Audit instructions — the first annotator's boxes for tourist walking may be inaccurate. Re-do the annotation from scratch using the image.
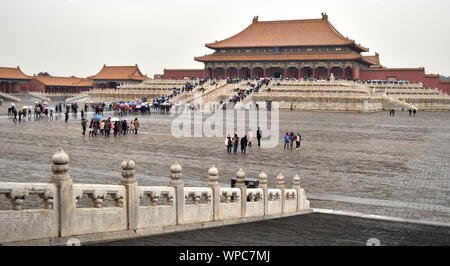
[225,135,232,154]
[81,118,87,135]
[99,120,105,135]
[256,127,262,147]
[413,109,417,117]
[247,128,253,151]
[408,109,412,117]
[133,118,140,134]
[232,134,239,153]
[130,120,135,134]
[93,120,99,137]
[283,132,290,150]
[104,120,111,138]
[241,135,248,154]
[64,110,69,122]
[113,121,119,137]
[122,120,128,135]
[295,133,302,150]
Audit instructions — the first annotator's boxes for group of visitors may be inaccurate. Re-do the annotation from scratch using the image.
[389,109,418,117]
[389,109,396,116]
[8,102,54,122]
[283,132,302,151]
[82,117,140,138]
[55,102,78,114]
[225,127,262,154]
[151,97,173,113]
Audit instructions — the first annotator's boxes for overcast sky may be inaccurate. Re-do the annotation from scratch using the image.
[1,0,449,78]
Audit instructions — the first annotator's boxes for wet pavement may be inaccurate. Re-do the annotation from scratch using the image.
[92,213,450,246]
[1,102,449,223]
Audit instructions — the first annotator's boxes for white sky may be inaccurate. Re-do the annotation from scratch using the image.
[1,0,449,77]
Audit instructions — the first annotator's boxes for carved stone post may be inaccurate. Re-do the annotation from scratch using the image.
[119,159,138,230]
[50,148,74,237]
[276,173,285,213]
[208,166,220,221]
[292,174,301,212]
[235,169,246,218]
[169,163,184,224]
[258,172,268,216]
[292,174,310,210]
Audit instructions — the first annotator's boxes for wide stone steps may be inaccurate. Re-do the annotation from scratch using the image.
[0,92,21,102]
[186,81,230,105]
[383,94,417,110]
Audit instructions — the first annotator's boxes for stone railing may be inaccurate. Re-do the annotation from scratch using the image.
[30,92,81,97]
[364,81,424,88]
[272,80,357,87]
[0,148,310,245]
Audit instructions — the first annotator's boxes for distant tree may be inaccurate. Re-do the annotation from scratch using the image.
[439,75,450,81]
[37,72,51,76]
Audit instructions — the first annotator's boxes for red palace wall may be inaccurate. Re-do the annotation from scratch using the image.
[360,68,450,95]
[162,69,204,80]
[16,82,28,93]
[423,76,450,94]
[28,79,46,92]
[360,68,426,83]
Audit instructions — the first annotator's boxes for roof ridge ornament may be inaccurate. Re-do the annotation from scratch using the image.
[253,16,259,23]
[321,12,328,20]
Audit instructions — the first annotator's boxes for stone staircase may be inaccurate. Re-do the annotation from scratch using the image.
[66,93,89,103]
[170,91,194,103]
[383,94,417,110]
[0,92,21,102]
[27,92,51,102]
[195,81,241,106]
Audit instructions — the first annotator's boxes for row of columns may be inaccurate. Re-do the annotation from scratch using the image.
[44,87,90,93]
[0,81,20,94]
[206,66,361,80]
[94,82,118,90]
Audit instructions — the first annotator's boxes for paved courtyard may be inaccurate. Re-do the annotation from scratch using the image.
[92,213,450,246]
[0,102,449,223]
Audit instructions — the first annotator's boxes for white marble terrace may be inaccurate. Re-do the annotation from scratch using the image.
[0,148,310,245]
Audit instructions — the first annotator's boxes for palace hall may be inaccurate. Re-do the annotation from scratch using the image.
[194,13,381,80]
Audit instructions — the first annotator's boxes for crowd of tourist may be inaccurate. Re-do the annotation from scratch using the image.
[283,132,302,151]
[226,129,303,153]
[225,127,263,154]
[82,116,140,138]
[7,102,55,122]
